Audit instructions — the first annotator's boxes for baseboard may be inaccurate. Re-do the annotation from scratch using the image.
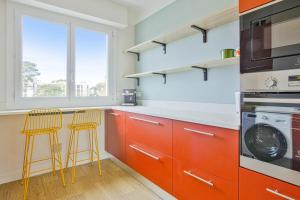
[110,157,176,200]
[0,154,110,185]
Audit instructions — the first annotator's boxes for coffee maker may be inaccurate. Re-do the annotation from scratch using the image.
[122,89,137,106]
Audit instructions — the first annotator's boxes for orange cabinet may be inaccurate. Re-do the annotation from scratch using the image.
[105,110,125,162]
[125,113,172,156]
[126,139,173,193]
[173,121,239,200]
[239,0,272,13]
[239,167,300,200]
[173,160,237,200]
[173,120,239,181]
[125,113,173,193]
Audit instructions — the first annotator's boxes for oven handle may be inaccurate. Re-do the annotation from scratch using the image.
[243,98,300,104]
[266,188,295,200]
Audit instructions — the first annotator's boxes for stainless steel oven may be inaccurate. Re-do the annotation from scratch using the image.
[240,0,300,73]
[240,92,300,186]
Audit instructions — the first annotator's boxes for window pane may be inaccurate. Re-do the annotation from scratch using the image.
[22,16,67,97]
[75,27,108,97]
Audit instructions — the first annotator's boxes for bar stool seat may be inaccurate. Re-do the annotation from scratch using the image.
[67,122,97,130]
[21,127,60,135]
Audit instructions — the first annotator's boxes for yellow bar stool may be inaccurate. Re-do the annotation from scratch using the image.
[21,109,65,200]
[65,109,102,183]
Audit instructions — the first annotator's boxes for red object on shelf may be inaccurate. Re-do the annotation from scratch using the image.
[239,167,300,200]
[239,0,272,13]
[105,110,126,162]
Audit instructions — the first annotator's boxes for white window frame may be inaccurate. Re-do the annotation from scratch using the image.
[7,2,117,109]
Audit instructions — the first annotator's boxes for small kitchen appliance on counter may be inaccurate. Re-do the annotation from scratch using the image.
[240,0,300,187]
[122,89,137,106]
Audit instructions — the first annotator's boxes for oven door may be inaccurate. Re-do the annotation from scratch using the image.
[242,112,291,164]
[240,0,300,73]
[241,92,300,173]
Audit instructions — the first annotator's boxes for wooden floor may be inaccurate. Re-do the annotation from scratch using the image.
[0,159,162,200]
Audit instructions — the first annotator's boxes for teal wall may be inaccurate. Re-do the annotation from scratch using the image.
[135,0,239,104]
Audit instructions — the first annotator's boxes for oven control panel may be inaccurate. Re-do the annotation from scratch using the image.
[241,69,300,92]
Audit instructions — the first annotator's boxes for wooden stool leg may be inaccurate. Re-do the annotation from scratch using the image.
[66,129,74,169]
[54,132,66,186]
[21,135,30,185]
[23,135,35,200]
[93,129,102,176]
[48,134,56,175]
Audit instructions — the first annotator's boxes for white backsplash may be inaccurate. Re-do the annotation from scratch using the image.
[138,100,239,115]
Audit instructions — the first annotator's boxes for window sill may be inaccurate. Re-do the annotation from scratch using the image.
[0,106,114,116]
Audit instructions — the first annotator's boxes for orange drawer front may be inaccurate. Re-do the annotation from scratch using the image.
[173,120,239,181]
[125,113,172,156]
[105,110,125,162]
[239,168,300,200]
[125,140,173,194]
[173,159,238,200]
[239,0,272,13]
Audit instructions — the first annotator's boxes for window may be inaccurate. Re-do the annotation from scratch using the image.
[75,27,108,97]
[11,4,114,108]
[22,16,68,97]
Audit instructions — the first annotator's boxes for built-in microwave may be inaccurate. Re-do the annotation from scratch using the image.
[240,0,300,73]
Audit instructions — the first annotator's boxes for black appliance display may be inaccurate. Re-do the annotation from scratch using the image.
[240,0,300,73]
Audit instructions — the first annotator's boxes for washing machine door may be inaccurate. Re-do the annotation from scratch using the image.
[245,123,288,162]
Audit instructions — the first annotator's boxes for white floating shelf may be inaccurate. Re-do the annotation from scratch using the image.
[126,5,238,56]
[125,57,239,84]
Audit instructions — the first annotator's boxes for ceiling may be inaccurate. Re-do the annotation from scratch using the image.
[111,0,176,24]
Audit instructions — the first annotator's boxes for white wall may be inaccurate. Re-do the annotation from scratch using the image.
[0,0,135,184]
[0,112,107,184]
[0,0,6,110]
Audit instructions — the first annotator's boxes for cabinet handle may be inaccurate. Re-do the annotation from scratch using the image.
[184,128,215,137]
[129,116,160,125]
[109,113,120,116]
[129,145,160,160]
[266,188,295,200]
[183,170,214,187]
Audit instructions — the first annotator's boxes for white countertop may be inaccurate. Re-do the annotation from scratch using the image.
[110,106,240,130]
[0,104,240,130]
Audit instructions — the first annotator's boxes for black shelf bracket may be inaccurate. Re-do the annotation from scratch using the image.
[152,73,167,84]
[127,51,140,61]
[191,25,207,43]
[127,77,140,86]
[192,66,208,81]
[152,41,167,54]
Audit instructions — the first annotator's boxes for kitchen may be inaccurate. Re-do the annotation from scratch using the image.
[0,0,299,199]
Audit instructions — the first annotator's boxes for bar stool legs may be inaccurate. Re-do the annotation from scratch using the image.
[93,129,102,176]
[21,132,65,200]
[22,135,35,200]
[66,128,102,183]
